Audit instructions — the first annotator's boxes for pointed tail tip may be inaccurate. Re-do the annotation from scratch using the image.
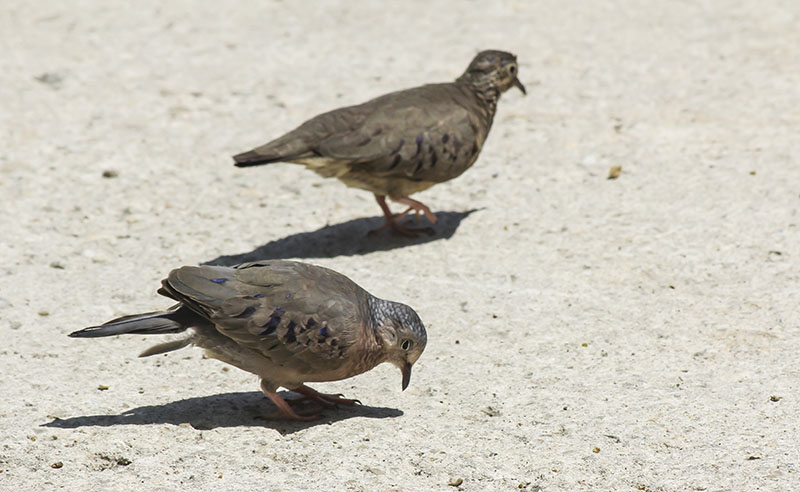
[232,151,264,167]
[68,326,101,338]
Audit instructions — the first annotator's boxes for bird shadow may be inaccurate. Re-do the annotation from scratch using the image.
[202,209,479,266]
[42,391,402,435]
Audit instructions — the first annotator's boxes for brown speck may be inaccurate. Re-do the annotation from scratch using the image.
[608,165,622,179]
[747,455,761,460]
[38,311,49,317]
[770,395,782,402]
[51,462,63,469]
[97,384,109,391]
[482,406,501,417]
[102,169,119,178]
[749,170,756,175]
[448,478,463,487]
[592,447,600,453]
[35,72,63,87]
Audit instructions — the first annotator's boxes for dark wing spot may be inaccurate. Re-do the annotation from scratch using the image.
[442,134,449,143]
[330,339,338,346]
[254,293,264,298]
[431,151,437,167]
[414,160,423,173]
[285,293,292,299]
[415,135,423,155]
[236,306,256,318]
[372,128,383,136]
[211,278,227,283]
[261,325,277,336]
[471,142,479,156]
[271,307,285,316]
[285,323,296,343]
[390,139,404,155]
[389,154,401,169]
[306,318,317,329]
[287,320,296,332]
[265,315,281,328]
[268,342,279,350]
[357,137,371,147]
[318,326,329,338]
[428,145,434,153]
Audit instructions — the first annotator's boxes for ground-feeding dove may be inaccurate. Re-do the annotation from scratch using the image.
[69,260,427,421]
[233,49,526,235]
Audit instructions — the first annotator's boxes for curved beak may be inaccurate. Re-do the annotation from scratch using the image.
[401,362,412,391]
[513,78,527,95]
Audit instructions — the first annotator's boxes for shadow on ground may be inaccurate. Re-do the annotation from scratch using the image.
[203,209,478,266]
[43,391,402,434]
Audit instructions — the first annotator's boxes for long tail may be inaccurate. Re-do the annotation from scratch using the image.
[69,306,191,338]
[232,150,283,167]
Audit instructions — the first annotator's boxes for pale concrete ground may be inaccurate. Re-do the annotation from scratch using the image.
[1,1,799,490]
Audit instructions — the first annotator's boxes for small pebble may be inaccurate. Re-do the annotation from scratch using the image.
[51,462,63,469]
[97,384,109,391]
[102,170,119,178]
[448,478,463,487]
[608,165,622,179]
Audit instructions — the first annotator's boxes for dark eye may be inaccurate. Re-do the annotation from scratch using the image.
[509,66,516,74]
[401,340,412,351]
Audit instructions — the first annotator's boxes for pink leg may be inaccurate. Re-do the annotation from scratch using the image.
[371,194,436,236]
[291,384,362,407]
[259,381,320,421]
[393,197,438,224]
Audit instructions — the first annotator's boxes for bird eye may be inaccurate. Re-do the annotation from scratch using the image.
[401,340,412,351]
[509,66,516,74]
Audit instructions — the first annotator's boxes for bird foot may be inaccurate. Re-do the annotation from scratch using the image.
[260,385,321,421]
[371,194,437,236]
[394,197,438,224]
[291,385,362,408]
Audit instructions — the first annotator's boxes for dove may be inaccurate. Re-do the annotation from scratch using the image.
[233,49,526,235]
[69,260,427,421]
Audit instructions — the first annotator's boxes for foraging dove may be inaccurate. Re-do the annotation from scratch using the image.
[233,49,526,235]
[69,260,427,421]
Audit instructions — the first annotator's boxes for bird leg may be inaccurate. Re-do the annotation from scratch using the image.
[290,384,362,408]
[259,382,320,421]
[371,194,435,236]
[394,197,438,224]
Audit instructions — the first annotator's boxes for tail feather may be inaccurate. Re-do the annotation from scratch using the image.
[233,150,281,167]
[138,338,192,357]
[69,307,190,338]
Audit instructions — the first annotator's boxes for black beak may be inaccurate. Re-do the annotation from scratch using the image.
[401,362,412,391]
[513,77,527,95]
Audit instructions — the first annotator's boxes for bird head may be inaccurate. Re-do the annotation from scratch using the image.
[370,299,427,391]
[459,49,526,97]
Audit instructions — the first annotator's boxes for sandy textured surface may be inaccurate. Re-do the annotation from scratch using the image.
[2,1,799,490]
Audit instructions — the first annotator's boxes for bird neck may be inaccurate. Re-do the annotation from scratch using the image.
[456,73,501,114]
